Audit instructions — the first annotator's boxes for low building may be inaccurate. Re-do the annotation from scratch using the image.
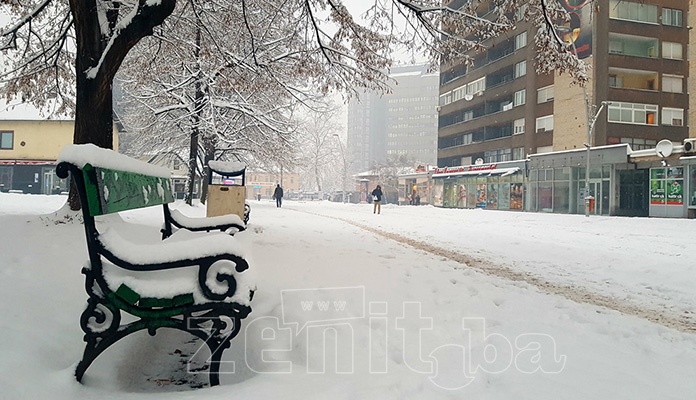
[246,170,300,200]
[0,108,119,193]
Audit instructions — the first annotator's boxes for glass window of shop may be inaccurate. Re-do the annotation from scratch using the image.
[529,167,574,213]
[432,180,444,206]
[442,179,455,207]
[650,167,683,206]
[486,176,499,210]
[434,172,525,210]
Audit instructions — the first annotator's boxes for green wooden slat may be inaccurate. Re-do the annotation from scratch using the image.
[173,293,195,306]
[93,167,174,215]
[82,164,103,217]
[114,284,140,305]
[138,297,174,308]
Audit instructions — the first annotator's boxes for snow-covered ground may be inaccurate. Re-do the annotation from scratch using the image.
[1,192,695,400]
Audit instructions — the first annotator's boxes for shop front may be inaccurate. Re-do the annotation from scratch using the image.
[527,145,631,215]
[398,172,431,205]
[431,160,526,211]
[0,160,67,194]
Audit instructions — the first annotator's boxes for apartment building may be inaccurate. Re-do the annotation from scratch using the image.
[347,64,439,174]
[438,0,690,166]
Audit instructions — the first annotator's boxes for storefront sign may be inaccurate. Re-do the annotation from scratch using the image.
[434,164,498,175]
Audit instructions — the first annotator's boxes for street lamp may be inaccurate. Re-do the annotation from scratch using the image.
[584,101,611,217]
[333,134,347,203]
[558,26,611,217]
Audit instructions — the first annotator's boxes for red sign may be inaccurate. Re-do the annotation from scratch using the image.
[434,164,498,175]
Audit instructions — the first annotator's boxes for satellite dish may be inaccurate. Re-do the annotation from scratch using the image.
[475,158,484,165]
[655,139,673,158]
[464,94,474,101]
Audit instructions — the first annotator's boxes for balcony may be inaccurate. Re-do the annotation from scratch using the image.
[487,66,514,89]
[608,67,658,91]
[608,33,658,59]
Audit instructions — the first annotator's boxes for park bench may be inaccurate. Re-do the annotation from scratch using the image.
[56,144,255,387]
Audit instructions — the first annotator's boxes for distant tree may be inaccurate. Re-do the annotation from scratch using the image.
[370,154,414,204]
[294,104,345,193]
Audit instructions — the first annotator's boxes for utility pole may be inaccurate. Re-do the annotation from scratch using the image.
[559,26,611,217]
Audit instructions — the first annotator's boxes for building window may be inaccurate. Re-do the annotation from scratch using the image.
[514,61,526,78]
[608,74,622,88]
[607,102,658,125]
[513,118,525,135]
[0,131,13,150]
[439,92,452,106]
[662,8,683,27]
[661,108,684,126]
[515,31,527,50]
[514,89,526,107]
[662,75,683,93]
[466,77,486,95]
[512,147,525,160]
[609,0,658,24]
[535,115,554,132]
[617,137,657,150]
[662,42,682,60]
[537,85,554,103]
[485,148,512,163]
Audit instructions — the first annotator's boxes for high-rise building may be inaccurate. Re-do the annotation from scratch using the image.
[438,0,690,167]
[347,64,439,173]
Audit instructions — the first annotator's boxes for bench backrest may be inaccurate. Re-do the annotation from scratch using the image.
[81,163,174,216]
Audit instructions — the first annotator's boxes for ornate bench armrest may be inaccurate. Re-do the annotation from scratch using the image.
[96,230,255,305]
[163,208,246,239]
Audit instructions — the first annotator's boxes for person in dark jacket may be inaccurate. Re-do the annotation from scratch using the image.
[371,185,383,214]
[273,184,284,207]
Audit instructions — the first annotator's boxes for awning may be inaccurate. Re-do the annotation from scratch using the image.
[433,167,520,178]
[0,159,56,166]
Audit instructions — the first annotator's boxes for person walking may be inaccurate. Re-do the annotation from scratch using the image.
[273,184,284,208]
[371,185,383,214]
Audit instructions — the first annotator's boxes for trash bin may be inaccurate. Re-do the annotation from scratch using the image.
[206,161,247,220]
[587,196,595,213]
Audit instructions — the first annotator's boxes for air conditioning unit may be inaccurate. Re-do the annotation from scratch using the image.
[684,138,696,153]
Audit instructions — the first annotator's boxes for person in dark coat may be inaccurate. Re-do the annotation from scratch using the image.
[273,184,284,207]
[371,185,383,214]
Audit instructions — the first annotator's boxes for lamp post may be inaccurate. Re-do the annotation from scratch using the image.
[558,26,611,217]
[584,101,611,217]
[333,134,347,203]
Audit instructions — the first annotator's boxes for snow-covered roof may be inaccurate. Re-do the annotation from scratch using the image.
[58,144,171,178]
[0,100,72,121]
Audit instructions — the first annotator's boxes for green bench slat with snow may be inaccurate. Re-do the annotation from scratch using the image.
[56,144,255,387]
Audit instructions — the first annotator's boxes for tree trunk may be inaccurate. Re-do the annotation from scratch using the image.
[185,126,199,205]
[67,0,176,210]
[185,27,204,206]
[200,145,214,205]
[314,162,322,192]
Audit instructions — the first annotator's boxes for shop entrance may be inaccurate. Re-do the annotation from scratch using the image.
[617,169,649,217]
[578,180,609,215]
